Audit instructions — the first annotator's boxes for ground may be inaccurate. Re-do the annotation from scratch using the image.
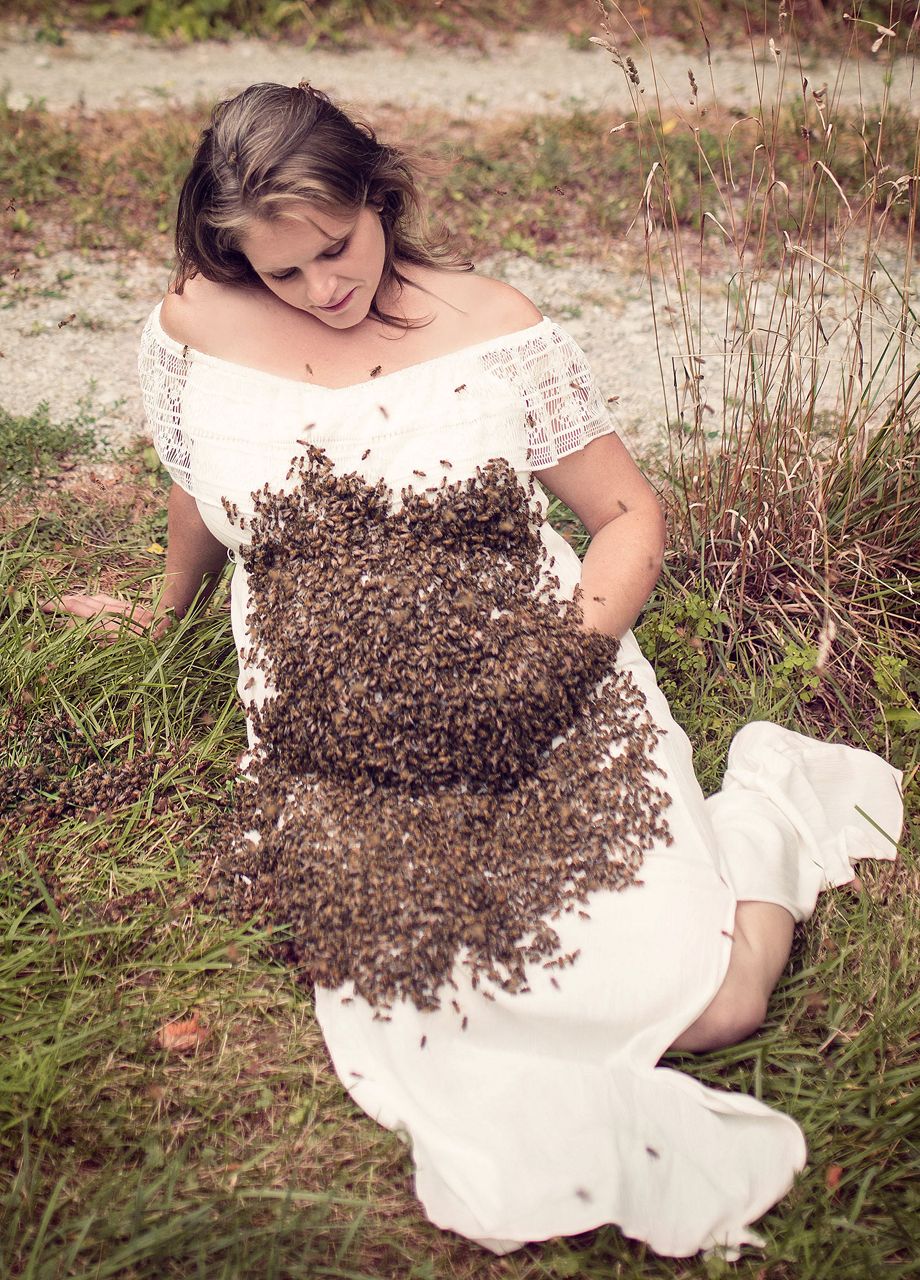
[1,13,917,1280]
[0,21,915,455]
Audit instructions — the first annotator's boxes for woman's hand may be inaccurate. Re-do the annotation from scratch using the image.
[42,488,230,643]
[41,592,172,642]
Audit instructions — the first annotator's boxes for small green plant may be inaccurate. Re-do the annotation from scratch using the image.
[770,638,822,702]
[0,401,99,491]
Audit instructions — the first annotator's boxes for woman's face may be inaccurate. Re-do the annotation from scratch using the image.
[239,203,387,328]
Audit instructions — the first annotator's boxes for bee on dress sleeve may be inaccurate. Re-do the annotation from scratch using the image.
[370,365,382,378]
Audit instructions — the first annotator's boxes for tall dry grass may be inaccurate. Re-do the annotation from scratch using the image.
[596,0,919,737]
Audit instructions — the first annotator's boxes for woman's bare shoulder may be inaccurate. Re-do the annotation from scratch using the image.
[429,269,542,333]
[159,275,267,352]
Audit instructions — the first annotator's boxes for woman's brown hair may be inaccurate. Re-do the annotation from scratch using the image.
[173,82,468,327]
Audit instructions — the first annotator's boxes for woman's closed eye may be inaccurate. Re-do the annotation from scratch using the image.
[268,240,348,282]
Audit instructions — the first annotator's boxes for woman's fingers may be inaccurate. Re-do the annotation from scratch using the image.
[42,592,129,617]
[40,592,156,639]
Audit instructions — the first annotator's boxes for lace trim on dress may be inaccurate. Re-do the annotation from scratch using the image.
[138,317,193,492]
[480,324,613,470]
[138,307,616,497]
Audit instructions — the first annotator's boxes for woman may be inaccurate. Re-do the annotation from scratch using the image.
[51,82,903,1257]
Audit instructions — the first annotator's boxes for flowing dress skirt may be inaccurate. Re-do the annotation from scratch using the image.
[313,631,903,1257]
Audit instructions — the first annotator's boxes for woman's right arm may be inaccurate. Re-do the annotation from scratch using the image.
[43,485,228,639]
[158,485,229,620]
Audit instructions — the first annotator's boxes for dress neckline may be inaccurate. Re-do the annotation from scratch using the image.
[148,302,552,394]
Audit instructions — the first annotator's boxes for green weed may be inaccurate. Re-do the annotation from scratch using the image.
[0,401,99,493]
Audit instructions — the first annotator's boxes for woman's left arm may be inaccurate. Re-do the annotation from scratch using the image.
[535,433,666,639]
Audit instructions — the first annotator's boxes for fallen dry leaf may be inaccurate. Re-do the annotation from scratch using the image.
[826,1163,844,1190]
[156,1012,209,1053]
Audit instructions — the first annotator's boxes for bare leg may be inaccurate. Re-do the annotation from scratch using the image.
[670,902,795,1053]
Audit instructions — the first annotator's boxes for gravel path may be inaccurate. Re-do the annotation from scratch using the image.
[1,24,916,458]
[2,24,916,117]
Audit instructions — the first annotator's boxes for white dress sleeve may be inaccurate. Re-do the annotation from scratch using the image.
[482,321,616,470]
[137,308,195,495]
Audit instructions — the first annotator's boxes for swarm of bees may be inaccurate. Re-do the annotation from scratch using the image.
[216,447,671,1012]
[0,706,186,833]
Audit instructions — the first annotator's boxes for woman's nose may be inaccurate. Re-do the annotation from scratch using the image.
[304,263,337,307]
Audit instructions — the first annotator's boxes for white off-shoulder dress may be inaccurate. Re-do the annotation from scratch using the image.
[139,304,903,1259]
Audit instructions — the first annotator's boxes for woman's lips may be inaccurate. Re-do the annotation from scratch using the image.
[318,288,356,313]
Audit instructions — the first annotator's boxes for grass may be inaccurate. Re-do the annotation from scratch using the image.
[0,0,596,46]
[2,0,917,49]
[0,401,101,495]
[3,98,918,266]
[1,431,917,1280]
[2,6,919,1277]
